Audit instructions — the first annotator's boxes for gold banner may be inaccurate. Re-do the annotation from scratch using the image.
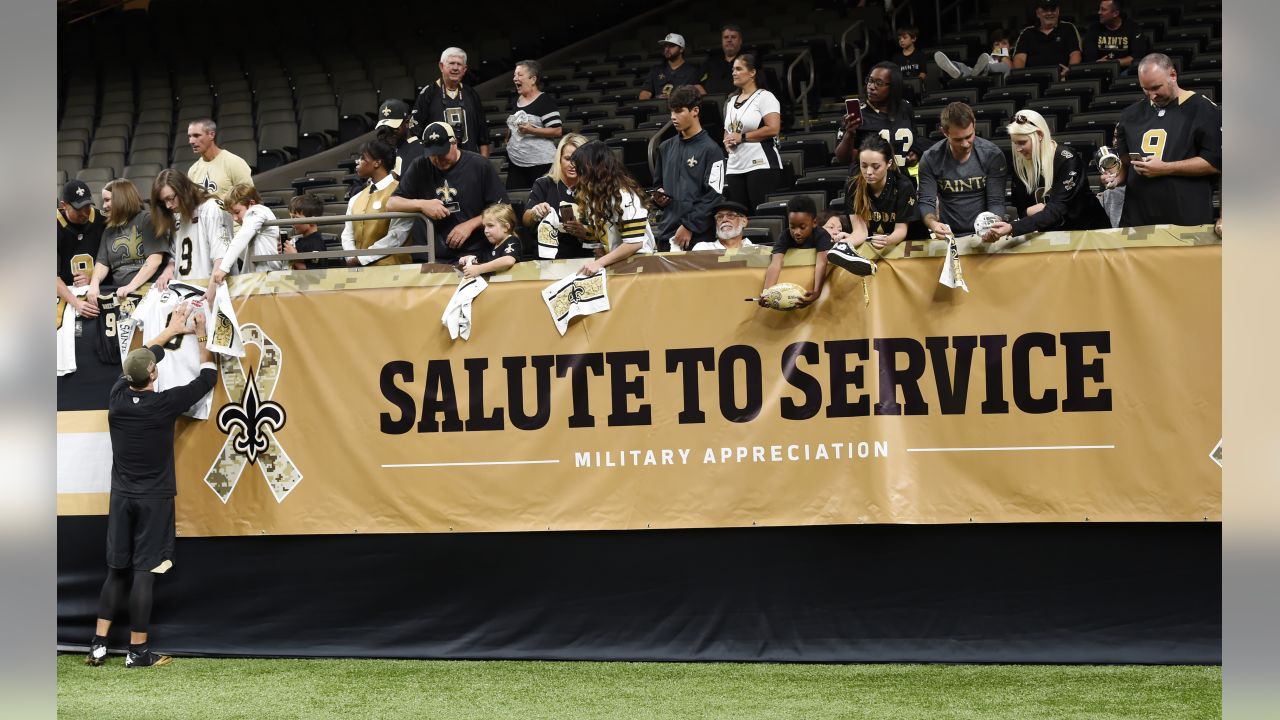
[172,241,1221,536]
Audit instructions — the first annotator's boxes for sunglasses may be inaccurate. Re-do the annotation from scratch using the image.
[1013,114,1033,125]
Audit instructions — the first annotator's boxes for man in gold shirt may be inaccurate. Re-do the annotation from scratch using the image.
[341,139,413,266]
[186,118,253,203]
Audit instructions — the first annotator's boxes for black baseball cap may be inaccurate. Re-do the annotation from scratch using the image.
[375,99,410,129]
[1034,0,1060,8]
[420,121,457,156]
[710,199,750,217]
[62,180,94,209]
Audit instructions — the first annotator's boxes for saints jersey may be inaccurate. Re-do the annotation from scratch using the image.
[173,198,234,281]
[130,282,214,419]
[603,190,656,254]
[835,99,916,167]
[94,292,145,366]
[57,206,105,287]
[844,169,919,235]
[1114,91,1222,227]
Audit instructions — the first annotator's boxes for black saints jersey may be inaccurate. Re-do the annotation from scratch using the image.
[57,206,105,286]
[845,169,919,235]
[1114,91,1222,227]
[835,99,916,168]
[94,292,144,365]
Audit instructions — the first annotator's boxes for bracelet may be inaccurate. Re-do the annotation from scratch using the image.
[197,336,208,343]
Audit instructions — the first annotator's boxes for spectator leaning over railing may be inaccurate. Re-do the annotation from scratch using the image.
[722,53,782,215]
[653,85,725,252]
[844,134,918,252]
[459,203,521,278]
[834,61,916,169]
[185,118,253,203]
[1102,53,1222,228]
[571,140,656,275]
[411,47,490,157]
[57,179,105,318]
[524,133,594,259]
[760,195,832,309]
[340,139,413,267]
[86,179,167,307]
[204,184,284,303]
[1013,0,1082,81]
[387,121,508,264]
[150,169,233,289]
[505,59,563,190]
[639,33,706,101]
[983,110,1110,242]
[917,102,1008,239]
[1082,0,1149,75]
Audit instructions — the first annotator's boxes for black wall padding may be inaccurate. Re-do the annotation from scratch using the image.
[58,518,1221,663]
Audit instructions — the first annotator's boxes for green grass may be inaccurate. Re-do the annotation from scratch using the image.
[57,654,1221,720]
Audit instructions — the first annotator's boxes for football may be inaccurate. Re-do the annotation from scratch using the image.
[759,282,809,311]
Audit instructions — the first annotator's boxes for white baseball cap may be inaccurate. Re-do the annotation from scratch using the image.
[660,33,686,48]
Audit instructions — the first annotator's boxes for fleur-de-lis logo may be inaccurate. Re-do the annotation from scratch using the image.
[686,156,698,167]
[215,368,286,466]
[436,180,458,202]
[111,226,145,262]
[76,186,86,197]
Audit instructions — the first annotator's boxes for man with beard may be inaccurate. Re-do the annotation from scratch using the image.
[639,33,706,101]
[691,200,755,251]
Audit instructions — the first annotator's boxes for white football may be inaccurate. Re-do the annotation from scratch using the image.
[973,211,1001,237]
[760,282,809,311]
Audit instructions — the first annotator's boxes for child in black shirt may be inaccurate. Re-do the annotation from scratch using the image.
[759,195,832,308]
[284,193,337,269]
[891,26,926,84]
[460,203,520,278]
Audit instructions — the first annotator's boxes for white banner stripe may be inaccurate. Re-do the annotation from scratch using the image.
[906,445,1116,453]
[383,460,561,468]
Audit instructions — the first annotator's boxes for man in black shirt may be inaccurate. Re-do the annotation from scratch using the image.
[652,86,726,251]
[1104,53,1222,227]
[387,121,507,263]
[57,179,105,319]
[86,303,216,669]
[410,47,490,157]
[1012,1,1082,80]
[1081,0,1149,74]
[639,33,706,101]
[700,24,746,96]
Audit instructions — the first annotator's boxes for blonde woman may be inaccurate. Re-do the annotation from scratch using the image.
[524,133,593,258]
[985,110,1109,241]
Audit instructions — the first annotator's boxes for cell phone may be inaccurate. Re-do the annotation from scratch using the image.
[844,99,863,122]
[1128,152,1147,162]
[560,205,575,223]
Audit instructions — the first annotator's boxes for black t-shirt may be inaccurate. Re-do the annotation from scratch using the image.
[394,150,508,262]
[891,50,926,80]
[477,235,521,266]
[835,99,916,168]
[701,52,735,96]
[643,61,704,98]
[395,136,426,179]
[772,224,834,254]
[108,344,218,499]
[1010,144,1110,234]
[1114,91,1222,227]
[845,170,919,235]
[57,206,105,286]
[529,176,591,259]
[1013,23,1082,68]
[410,81,489,153]
[293,231,339,269]
[1082,19,1149,63]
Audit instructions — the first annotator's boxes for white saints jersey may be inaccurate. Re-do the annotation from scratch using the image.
[129,282,232,419]
[220,203,284,275]
[604,190,655,254]
[174,198,233,281]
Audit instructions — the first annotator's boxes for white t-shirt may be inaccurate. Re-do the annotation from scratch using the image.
[174,198,233,281]
[604,190,655,254]
[219,203,283,274]
[723,89,783,175]
[691,238,755,251]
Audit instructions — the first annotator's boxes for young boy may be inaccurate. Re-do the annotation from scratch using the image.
[891,26,926,83]
[934,29,1013,80]
[760,195,831,308]
[206,183,284,303]
[284,193,334,270]
[459,203,520,278]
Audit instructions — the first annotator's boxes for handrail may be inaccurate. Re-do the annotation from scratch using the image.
[889,0,916,36]
[838,21,870,94]
[647,121,673,178]
[785,48,816,131]
[934,0,973,40]
[248,211,439,266]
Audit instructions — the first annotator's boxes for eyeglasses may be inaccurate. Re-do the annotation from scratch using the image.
[714,211,745,220]
[865,77,890,88]
[1013,114,1032,125]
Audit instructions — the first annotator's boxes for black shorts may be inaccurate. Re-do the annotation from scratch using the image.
[105,494,175,573]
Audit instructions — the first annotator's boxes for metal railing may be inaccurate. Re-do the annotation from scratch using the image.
[785,48,816,131]
[889,0,916,36]
[934,0,977,40]
[839,21,870,95]
[246,211,439,267]
[647,121,673,179]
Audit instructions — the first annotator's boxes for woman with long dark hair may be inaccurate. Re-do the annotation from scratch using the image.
[833,60,916,168]
[569,140,655,275]
[722,52,782,212]
[150,169,233,289]
[843,134,917,251]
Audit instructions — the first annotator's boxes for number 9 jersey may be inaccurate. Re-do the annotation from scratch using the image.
[173,198,234,281]
[1113,90,1222,227]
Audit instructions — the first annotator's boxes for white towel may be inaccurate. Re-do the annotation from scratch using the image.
[56,286,89,377]
[442,275,488,340]
[201,282,246,358]
[939,237,969,292]
[541,270,610,336]
[536,210,561,259]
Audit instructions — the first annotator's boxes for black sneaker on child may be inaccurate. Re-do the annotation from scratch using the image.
[827,241,877,276]
[84,637,108,666]
[125,648,172,668]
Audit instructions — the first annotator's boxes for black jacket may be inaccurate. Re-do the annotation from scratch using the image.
[653,129,725,249]
[1010,144,1110,235]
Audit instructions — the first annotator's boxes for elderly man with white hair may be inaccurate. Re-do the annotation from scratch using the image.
[691,200,756,251]
[410,46,490,156]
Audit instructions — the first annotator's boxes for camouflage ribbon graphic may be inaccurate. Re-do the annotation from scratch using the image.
[203,323,303,503]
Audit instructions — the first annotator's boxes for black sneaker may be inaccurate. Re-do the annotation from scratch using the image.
[827,242,876,276]
[125,649,172,668]
[84,639,108,667]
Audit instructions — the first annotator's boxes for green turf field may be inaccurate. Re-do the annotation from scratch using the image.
[57,654,1221,720]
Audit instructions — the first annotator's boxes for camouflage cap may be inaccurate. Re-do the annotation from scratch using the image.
[122,347,157,386]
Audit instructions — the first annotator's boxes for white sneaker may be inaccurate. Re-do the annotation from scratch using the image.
[973,53,993,76]
[934,51,962,79]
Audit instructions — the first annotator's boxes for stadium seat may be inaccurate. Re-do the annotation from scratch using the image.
[85,154,124,177]
[1087,93,1142,112]
[919,88,981,107]
[123,163,163,182]
[379,76,417,104]
[76,167,114,183]
[57,139,86,158]
[1066,62,1119,85]
[746,216,785,243]
[1043,79,1103,106]
[258,122,299,172]
[1003,67,1058,92]
[755,191,827,217]
[981,84,1040,105]
[299,107,340,157]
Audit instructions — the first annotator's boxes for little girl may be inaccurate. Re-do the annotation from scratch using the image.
[460,203,521,278]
